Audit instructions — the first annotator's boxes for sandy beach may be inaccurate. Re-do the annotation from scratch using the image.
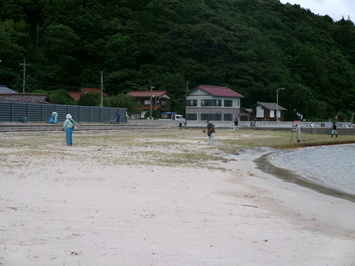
[0,128,354,266]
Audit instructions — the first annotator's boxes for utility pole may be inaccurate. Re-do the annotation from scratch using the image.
[100,71,104,107]
[149,85,154,120]
[276,87,285,121]
[20,58,29,93]
[36,23,43,51]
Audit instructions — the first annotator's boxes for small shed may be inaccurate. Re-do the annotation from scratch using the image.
[240,107,253,121]
[252,102,287,121]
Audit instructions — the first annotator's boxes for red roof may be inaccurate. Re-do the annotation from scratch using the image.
[127,90,170,98]
[80,87,107,96]
[68,92,82,101]
[69,88,107,101]
[195,85,244,98]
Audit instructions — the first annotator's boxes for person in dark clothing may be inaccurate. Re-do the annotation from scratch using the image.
[331,122,338,137]
[206,120,215,145]
[233,117,239,132]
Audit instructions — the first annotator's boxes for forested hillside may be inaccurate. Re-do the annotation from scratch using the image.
[0,0,354,120]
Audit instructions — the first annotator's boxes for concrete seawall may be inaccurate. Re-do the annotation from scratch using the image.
[126,120,355,135]
[1,120,354,135]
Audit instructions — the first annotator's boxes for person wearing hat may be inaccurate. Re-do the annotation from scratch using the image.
[51,111,58,123]
[63,114,76,146]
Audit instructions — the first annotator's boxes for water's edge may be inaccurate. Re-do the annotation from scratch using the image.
[254,152,355,203]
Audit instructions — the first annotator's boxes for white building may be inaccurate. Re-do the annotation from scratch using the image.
[185,85,244,122]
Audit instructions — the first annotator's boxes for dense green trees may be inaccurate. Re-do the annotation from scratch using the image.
[103,94,139,114]
[0,0,354,121]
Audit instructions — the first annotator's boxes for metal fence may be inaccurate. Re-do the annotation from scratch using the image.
[0,101,127,123]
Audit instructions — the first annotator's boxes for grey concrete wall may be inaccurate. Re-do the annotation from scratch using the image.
[0,101,127,123]
[127,119,355,135]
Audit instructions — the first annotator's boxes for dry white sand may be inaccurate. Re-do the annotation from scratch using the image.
[0,130,354,266]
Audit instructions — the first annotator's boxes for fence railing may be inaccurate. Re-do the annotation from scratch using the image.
[0,101,127,123]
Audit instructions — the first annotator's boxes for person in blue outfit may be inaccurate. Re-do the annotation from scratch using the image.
[63,114,76,146]
[115,111,120,123]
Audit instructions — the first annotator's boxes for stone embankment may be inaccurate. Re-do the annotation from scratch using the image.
[0,120,354,135]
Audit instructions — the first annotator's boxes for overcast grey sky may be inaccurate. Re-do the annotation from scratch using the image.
[279,0,354,22]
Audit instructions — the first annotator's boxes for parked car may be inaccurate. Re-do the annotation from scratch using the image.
[172,114,184,120]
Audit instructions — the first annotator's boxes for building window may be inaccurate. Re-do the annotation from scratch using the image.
[224,100,232,107]
[201,99,222,107]
[213,99,222,106]
[201,114,212,120]
[224,114,233,121]
[144,100,151,105]
[201,99,212,106]
[201,113,222,121]
[186,99,197,106]
[186,113,197,120]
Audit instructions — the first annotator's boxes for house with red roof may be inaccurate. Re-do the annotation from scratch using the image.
[68,88,107,102]
[127,90,171,118]
[184,85,244,122]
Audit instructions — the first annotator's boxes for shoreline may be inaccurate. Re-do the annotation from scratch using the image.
[223,148,355,232]
[254,149,355,203]
[0,131,354,265]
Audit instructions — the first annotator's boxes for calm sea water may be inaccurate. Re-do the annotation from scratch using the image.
[267,144,355,197]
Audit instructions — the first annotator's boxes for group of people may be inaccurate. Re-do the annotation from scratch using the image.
[205,117,240,145]
[48,111,76,146]
[292,121,338,142]
[48,111,123,146]
[49,111,340,146]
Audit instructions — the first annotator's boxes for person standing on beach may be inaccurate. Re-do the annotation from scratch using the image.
[294,124,301,142]
[292,124,301,142]
[206,120,215,145]
[63,114,76,146]
[331,122,338,137]
[178,117,184,130]
[115,111,120,123]
[233,117,239,132]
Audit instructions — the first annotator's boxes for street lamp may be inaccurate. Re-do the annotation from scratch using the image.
[276,87,285,121]
[149,85,155,120]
